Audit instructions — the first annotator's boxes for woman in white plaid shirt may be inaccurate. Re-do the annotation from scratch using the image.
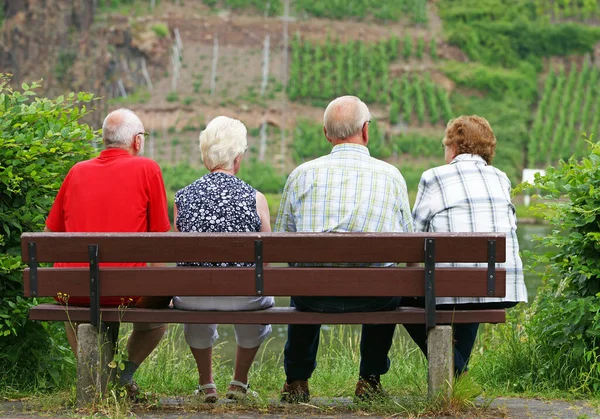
[405,115,528,376]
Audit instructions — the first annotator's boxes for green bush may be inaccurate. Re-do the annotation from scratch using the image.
[518,138,600,392]
[443,61,537,101]
[166,91,179,102]
[0,74,98,393]
[292,120,332,164]
[151,23,169,38]
[441,0,600,68]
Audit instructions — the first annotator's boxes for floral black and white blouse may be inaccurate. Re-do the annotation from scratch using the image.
[175,172,260,268]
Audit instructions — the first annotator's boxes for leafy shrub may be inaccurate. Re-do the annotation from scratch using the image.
[518,138,600,392]
[443,61,537,101]
[441,0,600,68]
[0,74,98,392]
[166,91,179,102]
[292,120,332,164]
[151,23,169,38]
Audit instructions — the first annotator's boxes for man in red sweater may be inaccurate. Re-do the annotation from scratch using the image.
[45,108,171,398]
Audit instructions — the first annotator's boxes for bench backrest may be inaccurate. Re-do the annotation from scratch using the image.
[21,232,506,299]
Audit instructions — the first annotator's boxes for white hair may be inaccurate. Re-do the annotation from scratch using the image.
[102,108,144,150]
[323,96,371,140]
[199,116,247,171]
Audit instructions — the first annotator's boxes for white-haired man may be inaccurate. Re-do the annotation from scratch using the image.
[276,96,414,402]
[45,108,171,399]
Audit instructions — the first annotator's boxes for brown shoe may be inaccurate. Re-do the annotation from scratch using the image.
[280,380,310,403]
[354,375,386,402]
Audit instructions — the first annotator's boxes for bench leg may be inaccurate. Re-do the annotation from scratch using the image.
[76,323,118,407]
[427,325,453,401]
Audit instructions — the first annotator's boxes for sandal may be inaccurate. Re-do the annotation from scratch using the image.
[226,380,258,400]
[193,383,218,403]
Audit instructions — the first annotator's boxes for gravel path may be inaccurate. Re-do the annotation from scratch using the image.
[2,396,599,418]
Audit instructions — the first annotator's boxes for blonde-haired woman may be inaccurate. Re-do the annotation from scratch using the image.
[173,116,274,402]
[405,115,527,375]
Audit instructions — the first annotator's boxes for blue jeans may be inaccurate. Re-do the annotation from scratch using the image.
[401,298,518,375]
[284,296,401,381]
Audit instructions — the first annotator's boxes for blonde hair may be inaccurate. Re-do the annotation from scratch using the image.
[199,116,247,171]
[323,96,371,140]
[443,115,496,164]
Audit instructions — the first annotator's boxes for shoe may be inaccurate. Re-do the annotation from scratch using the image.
[120,380,148,403]
[280,380,310,403]
[226,380,258,400]
[354,375,386,402]
[193,383,218,403]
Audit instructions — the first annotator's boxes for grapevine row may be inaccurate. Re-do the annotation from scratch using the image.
[529,62,600,166]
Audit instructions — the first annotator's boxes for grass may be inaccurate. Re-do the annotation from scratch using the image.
[107,88,151,106]
[6,310,600,417]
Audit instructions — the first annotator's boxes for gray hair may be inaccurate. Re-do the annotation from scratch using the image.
[102,108,144,149]
[323,96,371,140]
[199,116,247,171]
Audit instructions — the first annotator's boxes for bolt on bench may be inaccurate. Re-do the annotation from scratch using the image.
[21,232,506,405]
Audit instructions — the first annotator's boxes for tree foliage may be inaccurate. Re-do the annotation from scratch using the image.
[0,74,98,392]
[518,138,600,391]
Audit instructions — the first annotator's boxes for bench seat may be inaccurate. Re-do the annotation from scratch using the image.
[29,303,506,324]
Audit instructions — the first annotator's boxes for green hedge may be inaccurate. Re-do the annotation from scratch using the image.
[0,75,98,393]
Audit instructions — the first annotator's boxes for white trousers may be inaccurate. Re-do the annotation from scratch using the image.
[173,296,274,350]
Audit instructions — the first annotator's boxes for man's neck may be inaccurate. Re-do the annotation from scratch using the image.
[330,136,365,147]
[105,146,136,156]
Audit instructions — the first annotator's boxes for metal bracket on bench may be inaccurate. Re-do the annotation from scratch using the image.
[28,242,38,297]
[254,240,264,296]
[425,238,436,331]
[89,245,100,329]
[487,240,497,296]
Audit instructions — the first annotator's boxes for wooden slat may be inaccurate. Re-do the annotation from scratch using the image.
[29,304,506,324]
[20,232,506,264]
[23,267,506,298]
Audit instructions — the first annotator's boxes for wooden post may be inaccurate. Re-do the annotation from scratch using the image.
[258,118,268,161]
[210,35,219,96]
[427,325,453,401]
[174,27,183,54]
[141,58,153,91]
[117,79,127,98]
[260,35,271,96]
[171,44,181,92]
[76,323,118,407]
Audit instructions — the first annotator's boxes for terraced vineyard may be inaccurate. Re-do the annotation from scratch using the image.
[202,0,428,23]
[289,36,450,126]
[528,60,600,166]
[535,0,600,21]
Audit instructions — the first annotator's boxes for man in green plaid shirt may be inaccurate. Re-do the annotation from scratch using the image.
[276,96,414,403]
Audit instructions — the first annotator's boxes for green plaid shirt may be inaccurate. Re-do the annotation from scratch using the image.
[275,143,413,265]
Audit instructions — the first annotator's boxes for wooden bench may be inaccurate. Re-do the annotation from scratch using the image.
[21,232,506,405]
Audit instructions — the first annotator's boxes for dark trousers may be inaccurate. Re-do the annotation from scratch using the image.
[402,298,517,375]
[284,296,401,381]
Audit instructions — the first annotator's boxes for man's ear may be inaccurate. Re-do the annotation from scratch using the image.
[362,121,369,146]
[133,135,141,152]
[324,126,333,144]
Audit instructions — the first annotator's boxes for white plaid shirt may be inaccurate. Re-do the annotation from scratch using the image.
[275,143,414,266]
[412,154,528,304]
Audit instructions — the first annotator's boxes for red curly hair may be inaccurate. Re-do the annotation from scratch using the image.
[443,115,496,164]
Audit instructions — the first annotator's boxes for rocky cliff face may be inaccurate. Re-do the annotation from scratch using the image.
[0,0,96,89]
[0,0,170,113]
